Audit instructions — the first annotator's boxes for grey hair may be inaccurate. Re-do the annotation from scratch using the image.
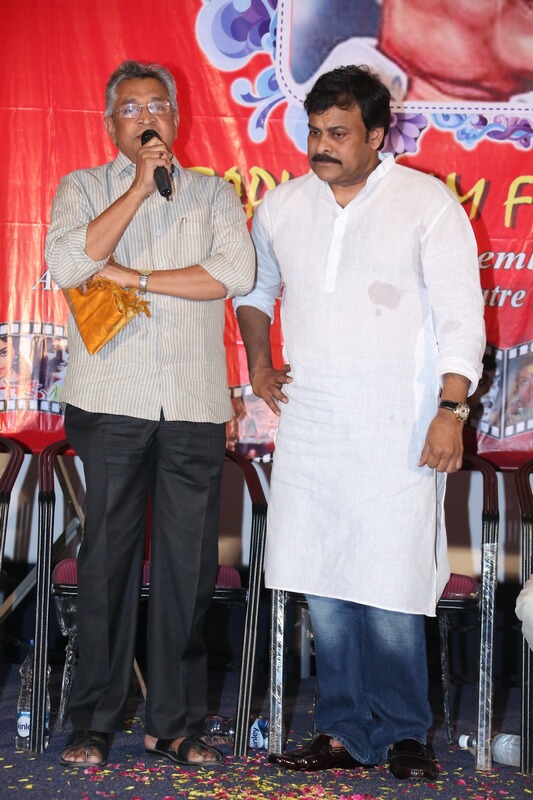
[104,60,178,117]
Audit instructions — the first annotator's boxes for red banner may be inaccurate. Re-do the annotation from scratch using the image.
[2,0,532,466]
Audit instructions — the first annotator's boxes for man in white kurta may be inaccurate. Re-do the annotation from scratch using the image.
[234,65,485,780]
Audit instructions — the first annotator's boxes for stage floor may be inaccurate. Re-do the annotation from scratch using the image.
[0,660,532,800]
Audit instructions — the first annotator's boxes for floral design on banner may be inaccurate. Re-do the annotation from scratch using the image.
[386,112,428,155]
[196,0,533,156]
[434,113,533,149]
[197,0,280,144]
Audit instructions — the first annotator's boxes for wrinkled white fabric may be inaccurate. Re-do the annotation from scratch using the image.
[235,156,485,616]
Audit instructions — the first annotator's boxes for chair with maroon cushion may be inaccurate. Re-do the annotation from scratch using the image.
[435,452,499,772]
[32,440,266,756]
[268,452,500,773]
[51,558,245,733]
[437,574,484,741]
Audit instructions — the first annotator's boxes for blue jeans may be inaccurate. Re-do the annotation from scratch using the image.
[306,594,433,764]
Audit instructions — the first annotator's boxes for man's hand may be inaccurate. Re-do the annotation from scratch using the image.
[84,138,173,261]
[236,306,291,416]
[130,136,173,199]
[96,259,139,289]
[250,364,292,416]
[418,411,464,473]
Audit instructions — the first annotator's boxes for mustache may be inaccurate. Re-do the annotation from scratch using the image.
[311,153,342,165]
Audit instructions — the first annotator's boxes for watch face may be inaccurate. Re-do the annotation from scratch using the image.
[439,400,470,421]
[456,403,470,422]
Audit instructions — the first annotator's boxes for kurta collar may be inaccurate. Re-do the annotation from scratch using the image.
[320,153,395,207]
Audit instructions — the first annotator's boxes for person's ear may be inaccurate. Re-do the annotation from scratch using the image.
[104,115,117,146]
[369,127,385,150]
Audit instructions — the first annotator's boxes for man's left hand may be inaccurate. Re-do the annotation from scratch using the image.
[418,412,464,473]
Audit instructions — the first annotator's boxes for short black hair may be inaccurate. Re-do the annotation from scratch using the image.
[304,65,391,149]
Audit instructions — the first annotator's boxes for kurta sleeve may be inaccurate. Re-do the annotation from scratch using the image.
[420,189,486,395]
[233,196,282,320]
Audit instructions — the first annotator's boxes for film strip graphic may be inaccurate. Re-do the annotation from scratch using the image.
[471,343,505,439]
[229,383,258,401]
[504,341,533,438]
[229,383,276,463]
[0,397,64,416]
[0,321,67,338]
[0,320,68,416]
[471,340,533,439]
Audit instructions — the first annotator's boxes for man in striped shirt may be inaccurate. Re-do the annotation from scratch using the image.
[45,60,255,768]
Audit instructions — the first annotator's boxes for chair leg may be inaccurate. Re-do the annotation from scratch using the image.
[232,514,266,757]
[53,595,78,732]
[475,535,497,772]
[57,633,77,732]
[268,589,287,755]
[438,613,454,744]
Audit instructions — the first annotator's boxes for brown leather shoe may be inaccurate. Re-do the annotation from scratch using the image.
[388,738,438,780]
[267,734,373,772]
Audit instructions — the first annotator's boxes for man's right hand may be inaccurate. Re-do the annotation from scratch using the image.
[235,305,290,414]
[85,136,173,261]
[131,137,172,199]
[250,364,292,415]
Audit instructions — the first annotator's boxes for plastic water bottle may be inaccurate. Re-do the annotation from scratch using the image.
[249,717,269,749]
[458,733,520,767]
[15,641,51,751]
[203,715,236,738]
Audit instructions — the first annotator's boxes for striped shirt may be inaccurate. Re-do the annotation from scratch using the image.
[45,152,255,422]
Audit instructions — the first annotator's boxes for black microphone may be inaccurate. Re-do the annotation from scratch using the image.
[140,129,172,200]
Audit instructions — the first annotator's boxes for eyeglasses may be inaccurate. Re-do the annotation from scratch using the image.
[114,101,172,119]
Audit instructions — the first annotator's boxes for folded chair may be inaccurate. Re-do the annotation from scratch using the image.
[30,439,267,756]
[268,452,499,773]
[516,459,533,773]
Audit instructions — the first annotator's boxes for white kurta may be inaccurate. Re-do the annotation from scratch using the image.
[235,156,485,616]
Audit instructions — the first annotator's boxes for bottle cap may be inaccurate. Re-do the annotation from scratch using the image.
[458,734,471,749]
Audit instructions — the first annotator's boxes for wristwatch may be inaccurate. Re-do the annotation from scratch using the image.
[138,269,153,295]
[438,400,470,422]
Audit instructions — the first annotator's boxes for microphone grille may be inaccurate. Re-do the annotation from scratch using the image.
[140,129,158,145]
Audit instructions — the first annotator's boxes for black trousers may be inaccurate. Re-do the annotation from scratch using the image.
[65,405,227,737]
